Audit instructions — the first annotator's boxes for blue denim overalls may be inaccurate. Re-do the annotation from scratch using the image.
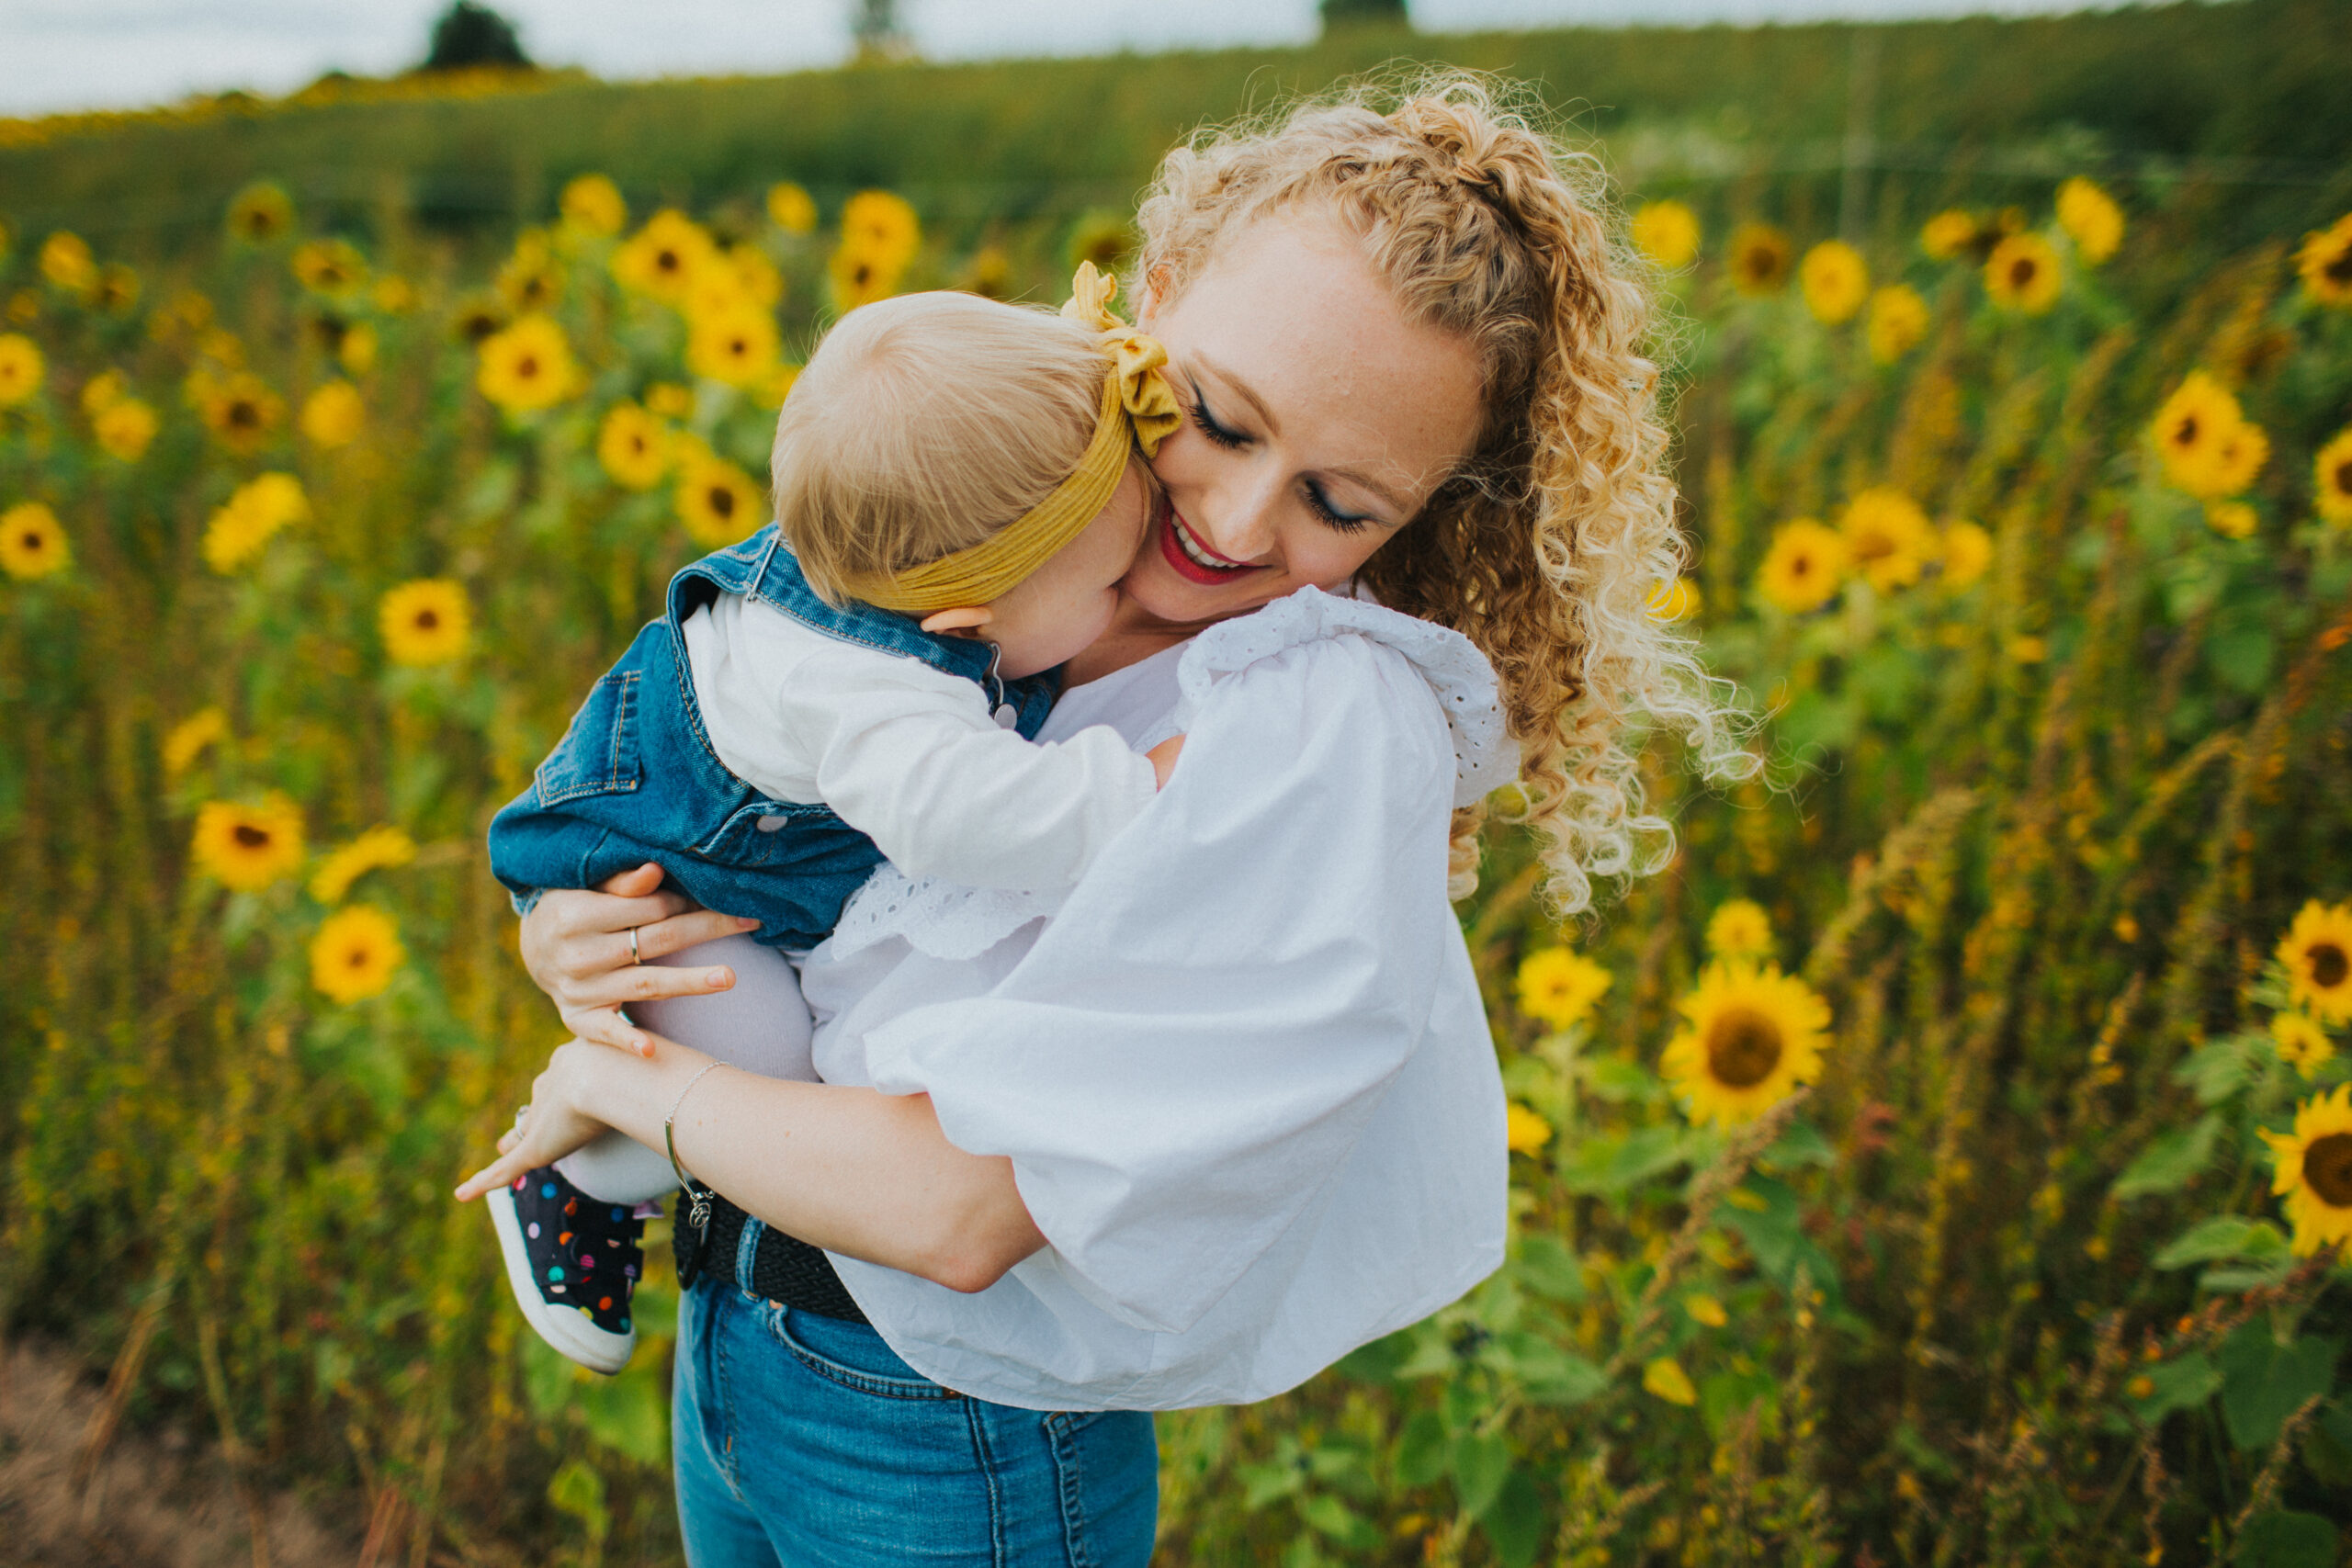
[487,524,1059,950]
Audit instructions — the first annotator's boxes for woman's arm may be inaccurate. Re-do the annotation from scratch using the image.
[455,1037,1046,1292]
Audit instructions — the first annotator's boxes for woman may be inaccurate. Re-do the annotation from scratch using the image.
[458,78,1733,1563]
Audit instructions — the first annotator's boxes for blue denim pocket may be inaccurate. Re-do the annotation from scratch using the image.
[533,669,641,805]
[762,1303,961,1402]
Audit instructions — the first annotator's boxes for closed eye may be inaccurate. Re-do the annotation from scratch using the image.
[1185,382,1248,450]
[1304,480,1370,534]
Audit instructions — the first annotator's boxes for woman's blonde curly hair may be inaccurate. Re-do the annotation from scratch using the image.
[1136,73,1748,914]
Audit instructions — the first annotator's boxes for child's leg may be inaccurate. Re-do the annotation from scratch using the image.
[555,934,815,1203]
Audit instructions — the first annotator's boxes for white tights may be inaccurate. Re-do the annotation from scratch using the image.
[552,933,817,1204]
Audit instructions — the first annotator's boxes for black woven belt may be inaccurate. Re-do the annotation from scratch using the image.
[675,1190,869,1324]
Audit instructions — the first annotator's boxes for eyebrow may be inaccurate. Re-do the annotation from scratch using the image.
[1192,353,1416,516]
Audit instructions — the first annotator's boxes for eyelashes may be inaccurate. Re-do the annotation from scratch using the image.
[1183,382,1372,535]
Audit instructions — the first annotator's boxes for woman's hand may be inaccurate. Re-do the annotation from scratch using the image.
[453,1040,620,1201]
[519,862,758,1055]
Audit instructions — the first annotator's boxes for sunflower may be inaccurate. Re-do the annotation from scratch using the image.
[226,182,294,243]
[1631,199,1702,270]
[1920,209,1979,259]
[94,396,158,461]
[80,369,124,413]
[379,579,473,666]
[2203,501,2258,541]
[0,502,70,580]
[1759,519,1847,613]
[1799,240,1870,324]
[842,190,922,272]
[495,231,563,314]
[199,371,285,453]
[370,276,415,315]
[1661,961,1832,1127]
[2148,371,2244,498]
[2271,1012,2336,1080]
[163,707,229,775]
[1984,233,2063,314]
[962,244,1013,300]
[828,241,904,313]
[2258,1086,2352,1257]
[201,472,309,573]
[299,380,364,448]
[476,314,577,414]
[686,300,781,389]
[560,173,627,239]
[309,825,416,905]
[450,292,507,345]
[612,210,718,307]
[2055,177,2124,265]
[675,453,765,547]
[1514,946,1611,1032]
[1867,284,1931,364]
[0,333,45,404]
[1704,898,1774,962]
[40,231,97,298]
[722,244,784,309]
[310,904,405,1004]
[644,382,695,420]
[1727,223,1792,296]
[1646,576,1701,623]
[1839,487,1936,592]
[2278,900,2352,1024]
[2296,214,2352,309]
[291,239,368,301]
[150,288,215,344]
[1939,520,1993,589]
[2206,420,2269,498]
[191,795,306,891]
[338,321,379,377]
[6,291,35,326]
[766,181,818,235]
[96,264,141,315]
[2315,430,2352,527]
[592,402,667,490]
[1504,1103,1553,1156]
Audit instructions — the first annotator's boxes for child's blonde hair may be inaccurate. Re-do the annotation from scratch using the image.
[1138,73,1748,913]
[773,291,1107,604]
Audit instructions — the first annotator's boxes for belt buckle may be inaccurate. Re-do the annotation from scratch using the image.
[673,1184,716,1289]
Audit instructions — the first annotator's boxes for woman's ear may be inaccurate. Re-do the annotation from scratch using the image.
[920,605,995,638]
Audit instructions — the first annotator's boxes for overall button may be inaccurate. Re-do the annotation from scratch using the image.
[992,704,1020,729]
[755,815,789,832]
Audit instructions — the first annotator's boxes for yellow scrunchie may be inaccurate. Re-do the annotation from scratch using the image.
[847,264,1180,615]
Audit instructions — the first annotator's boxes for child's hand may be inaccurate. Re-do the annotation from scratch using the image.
[1147,734,1185,789]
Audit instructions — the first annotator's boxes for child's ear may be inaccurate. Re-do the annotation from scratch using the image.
[1137,264,1172,327]
[919,605,994,638]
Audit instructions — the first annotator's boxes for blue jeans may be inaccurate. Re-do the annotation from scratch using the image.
[673,1278,1159,1566]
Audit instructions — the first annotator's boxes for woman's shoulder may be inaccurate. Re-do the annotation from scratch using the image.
[1175,588,1520,807]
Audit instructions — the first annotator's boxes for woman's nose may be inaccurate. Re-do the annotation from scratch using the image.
[1203,469,1285,564]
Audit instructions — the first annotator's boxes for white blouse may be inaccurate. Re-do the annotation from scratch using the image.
[796,588,1515,1411]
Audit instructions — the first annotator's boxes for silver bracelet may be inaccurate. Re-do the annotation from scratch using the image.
[664,1061,727,1231]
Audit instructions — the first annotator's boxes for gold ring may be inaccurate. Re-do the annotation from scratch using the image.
[628,925,642,964]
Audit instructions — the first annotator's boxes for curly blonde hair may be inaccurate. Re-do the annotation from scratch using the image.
[1136,73,1748,913]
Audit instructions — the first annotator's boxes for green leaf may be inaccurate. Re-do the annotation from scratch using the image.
[2209,626,2276,694]
[1761,1118,1837,1170]
[1296,1493,1382,1552]
[1396,1411,1449,1488]
[1335,1328,1413,1382]
[2154,1216,2285,1270]
[1561,1124,1690,1195]
[2111,1113,2222,1200]
[1582,1055,1660,1104]
[1700,1370,1781,1440]
[1450,1430,1510,1518]
[1482,1469,1546,1568]
[2172,1036,2262,1105]
[575,1360,670,1466]
[2127,1351,2222,1423]
[1240,1461,1303,1510]
[2219,1324,2343,1451]
[546,1458,609,1542]
[2235,1510,2337,1568]
[1513,1234,1588,1302]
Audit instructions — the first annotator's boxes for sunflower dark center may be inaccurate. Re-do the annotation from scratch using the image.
[2174,414,2199,446]
[2332,459,2352,497]
[20,531,41,551]
[709,487,735,518]
[516,355,539,378]
[2309,941,2349,990]
[232,824,270,849]
[2327,247,2352,287]
[2010,257,2037,288]
[656,249,681,274]
[1791,555,1814,577]
[346,949,368,969]
[1704,1006,1784,1089]
[854,262,874,285]
[414,609,440,631]
[229,400,258,429]
[2306,1132,2352,1208]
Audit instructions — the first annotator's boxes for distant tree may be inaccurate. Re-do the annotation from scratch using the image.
[422,2,531,71]
[1320,0,1410,31]
[851,0,910,59]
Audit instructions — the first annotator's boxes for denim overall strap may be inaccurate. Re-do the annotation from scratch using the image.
[668,525,1059,739]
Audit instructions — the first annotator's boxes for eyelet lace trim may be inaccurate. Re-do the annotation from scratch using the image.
[830,587,1517,963]
[1174,586,1517,809]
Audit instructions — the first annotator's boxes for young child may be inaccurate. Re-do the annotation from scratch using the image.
[483,268,1183,1372]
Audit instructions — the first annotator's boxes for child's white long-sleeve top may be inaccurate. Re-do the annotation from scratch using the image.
[680,591,1158,891]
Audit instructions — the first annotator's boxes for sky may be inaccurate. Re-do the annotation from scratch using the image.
[1,0,2120,119]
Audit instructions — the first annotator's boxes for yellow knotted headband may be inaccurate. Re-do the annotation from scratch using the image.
[845,264,1182,615]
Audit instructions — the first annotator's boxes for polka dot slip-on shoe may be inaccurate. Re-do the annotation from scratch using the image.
[487,1164,644,1375]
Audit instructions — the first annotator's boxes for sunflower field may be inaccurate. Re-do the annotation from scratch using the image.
[5,42,2352,1568]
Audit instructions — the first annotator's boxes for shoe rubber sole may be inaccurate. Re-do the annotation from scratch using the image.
[488,1179,635,1376]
